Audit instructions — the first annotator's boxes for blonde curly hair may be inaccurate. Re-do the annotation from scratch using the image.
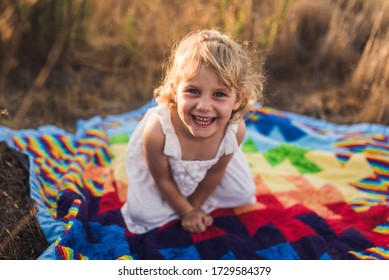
[154,29,264,122]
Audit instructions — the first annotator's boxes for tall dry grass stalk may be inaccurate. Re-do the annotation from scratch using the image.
[348,1,389,124]
[0,1,29,107]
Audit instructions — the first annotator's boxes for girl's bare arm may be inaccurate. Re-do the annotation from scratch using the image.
[142,112,194,217]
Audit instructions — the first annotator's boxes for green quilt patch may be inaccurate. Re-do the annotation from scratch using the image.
[264,144,322,174]
[242,137,258,153]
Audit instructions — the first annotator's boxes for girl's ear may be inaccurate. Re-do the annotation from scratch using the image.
[233,91,243,111]
[171,83,177,102]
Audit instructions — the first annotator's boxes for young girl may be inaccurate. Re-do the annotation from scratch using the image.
[121,29,264,234]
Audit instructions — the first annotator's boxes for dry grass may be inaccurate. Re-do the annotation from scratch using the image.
[0,0,386,131]
[265,0,389,124]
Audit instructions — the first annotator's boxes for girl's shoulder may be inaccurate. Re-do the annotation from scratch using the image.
[143,104,169,129]
[235,120,246,146]
[142,107,165,143]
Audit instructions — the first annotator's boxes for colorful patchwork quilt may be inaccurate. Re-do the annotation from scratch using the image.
[0,101,388,260]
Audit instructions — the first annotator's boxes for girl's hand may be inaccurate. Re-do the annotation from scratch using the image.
[181,208,213,233]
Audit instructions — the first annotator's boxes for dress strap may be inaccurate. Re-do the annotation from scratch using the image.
[155,105,181,158]
[216,122,239,157]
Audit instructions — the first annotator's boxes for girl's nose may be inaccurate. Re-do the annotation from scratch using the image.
[196,98,212,112]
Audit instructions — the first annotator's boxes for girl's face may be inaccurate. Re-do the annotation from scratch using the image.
[173,66,242,139]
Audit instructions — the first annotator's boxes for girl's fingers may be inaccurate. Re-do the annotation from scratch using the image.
[205,215,213,226]
[198,223,206,233]
[182,211,212,233]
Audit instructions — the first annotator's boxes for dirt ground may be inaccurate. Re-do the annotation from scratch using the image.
[0,142,48,260]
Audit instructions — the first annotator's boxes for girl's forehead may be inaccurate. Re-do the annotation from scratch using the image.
[180,65,217,79]
[180,71,226,87]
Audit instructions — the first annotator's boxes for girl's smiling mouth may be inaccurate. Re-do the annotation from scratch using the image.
[192,115,216,126]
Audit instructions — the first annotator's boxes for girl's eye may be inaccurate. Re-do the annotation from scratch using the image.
[188,88,199,94]
[214,92,226,97]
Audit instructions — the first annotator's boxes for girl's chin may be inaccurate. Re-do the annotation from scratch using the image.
[186,122,217,138]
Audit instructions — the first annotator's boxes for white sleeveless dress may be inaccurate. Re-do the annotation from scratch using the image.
[121,105,256,234]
